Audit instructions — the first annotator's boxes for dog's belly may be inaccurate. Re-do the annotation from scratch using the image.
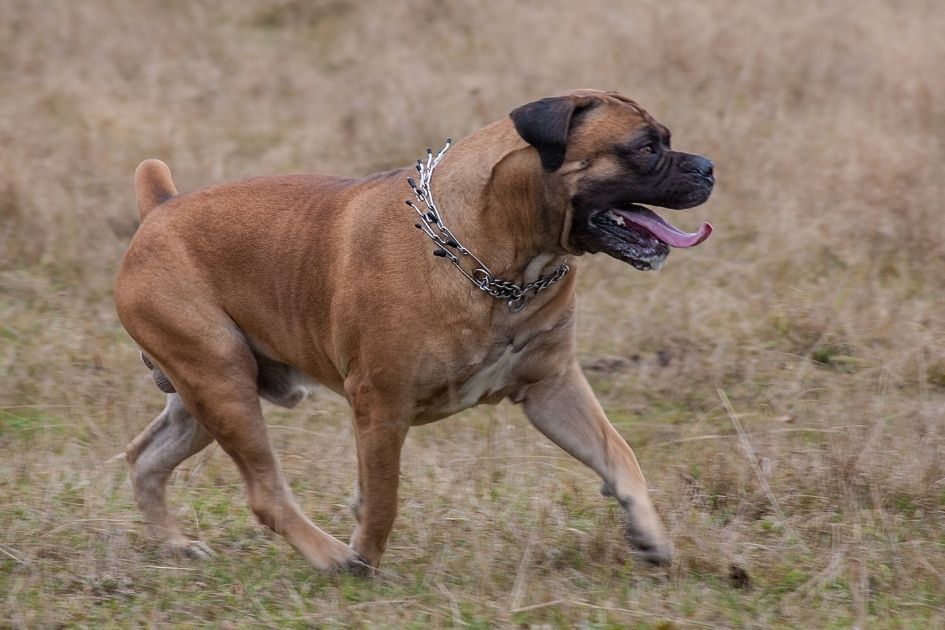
[245,335,325,408]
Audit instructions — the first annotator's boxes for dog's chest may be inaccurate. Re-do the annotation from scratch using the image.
[457,344,524,408]
[411,316,573,423]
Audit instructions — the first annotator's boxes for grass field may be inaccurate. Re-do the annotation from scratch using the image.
[2,0,945,627]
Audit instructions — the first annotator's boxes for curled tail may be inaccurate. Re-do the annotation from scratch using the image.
[134,159,177,221]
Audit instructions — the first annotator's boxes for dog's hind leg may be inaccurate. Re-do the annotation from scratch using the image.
[126,393,215,558]
[153,328,362,573]
[119,261,362,573]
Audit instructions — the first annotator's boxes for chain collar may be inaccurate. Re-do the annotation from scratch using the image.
[405,140,570,312]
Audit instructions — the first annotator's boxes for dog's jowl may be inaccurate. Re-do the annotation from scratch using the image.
[115,89,714,574]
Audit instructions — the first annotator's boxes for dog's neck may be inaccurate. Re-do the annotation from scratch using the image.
[429,119,572,285]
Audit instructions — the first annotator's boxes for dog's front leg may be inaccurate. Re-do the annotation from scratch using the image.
[522,362,673,565]
[346,376,411,574]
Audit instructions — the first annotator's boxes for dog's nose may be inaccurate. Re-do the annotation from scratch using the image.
[701,159,714,179]
[688,156,714,179]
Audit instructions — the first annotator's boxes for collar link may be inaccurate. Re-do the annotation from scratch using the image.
[405,140,570,312]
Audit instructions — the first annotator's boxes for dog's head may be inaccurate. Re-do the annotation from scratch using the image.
[510,90,714,270]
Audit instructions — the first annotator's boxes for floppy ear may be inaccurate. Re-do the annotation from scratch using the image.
[509,96,593,172]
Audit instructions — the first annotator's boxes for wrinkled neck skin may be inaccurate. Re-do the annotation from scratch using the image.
[428,119,575,291]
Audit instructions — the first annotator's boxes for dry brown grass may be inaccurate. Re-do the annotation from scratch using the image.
[2,0,945,627]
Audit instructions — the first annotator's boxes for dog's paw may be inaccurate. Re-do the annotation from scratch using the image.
[339,552,373,578]
[630,538,674,567]
[624,523,674,567]
[166,537,215,560]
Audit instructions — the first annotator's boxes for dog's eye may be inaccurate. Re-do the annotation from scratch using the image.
[638,144,656,156]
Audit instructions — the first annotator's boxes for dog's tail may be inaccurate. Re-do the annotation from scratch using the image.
[135,159,177,222]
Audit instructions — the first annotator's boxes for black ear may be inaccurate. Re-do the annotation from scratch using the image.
[509,96,593,172]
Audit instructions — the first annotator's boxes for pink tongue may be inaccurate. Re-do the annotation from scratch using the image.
[613,207,712,248]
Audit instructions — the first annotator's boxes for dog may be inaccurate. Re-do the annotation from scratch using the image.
[115,89,714,575]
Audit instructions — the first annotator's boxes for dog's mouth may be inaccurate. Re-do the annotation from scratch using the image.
[587,205,713,271]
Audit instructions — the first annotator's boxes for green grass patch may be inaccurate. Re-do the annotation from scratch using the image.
[0,407,63,437]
